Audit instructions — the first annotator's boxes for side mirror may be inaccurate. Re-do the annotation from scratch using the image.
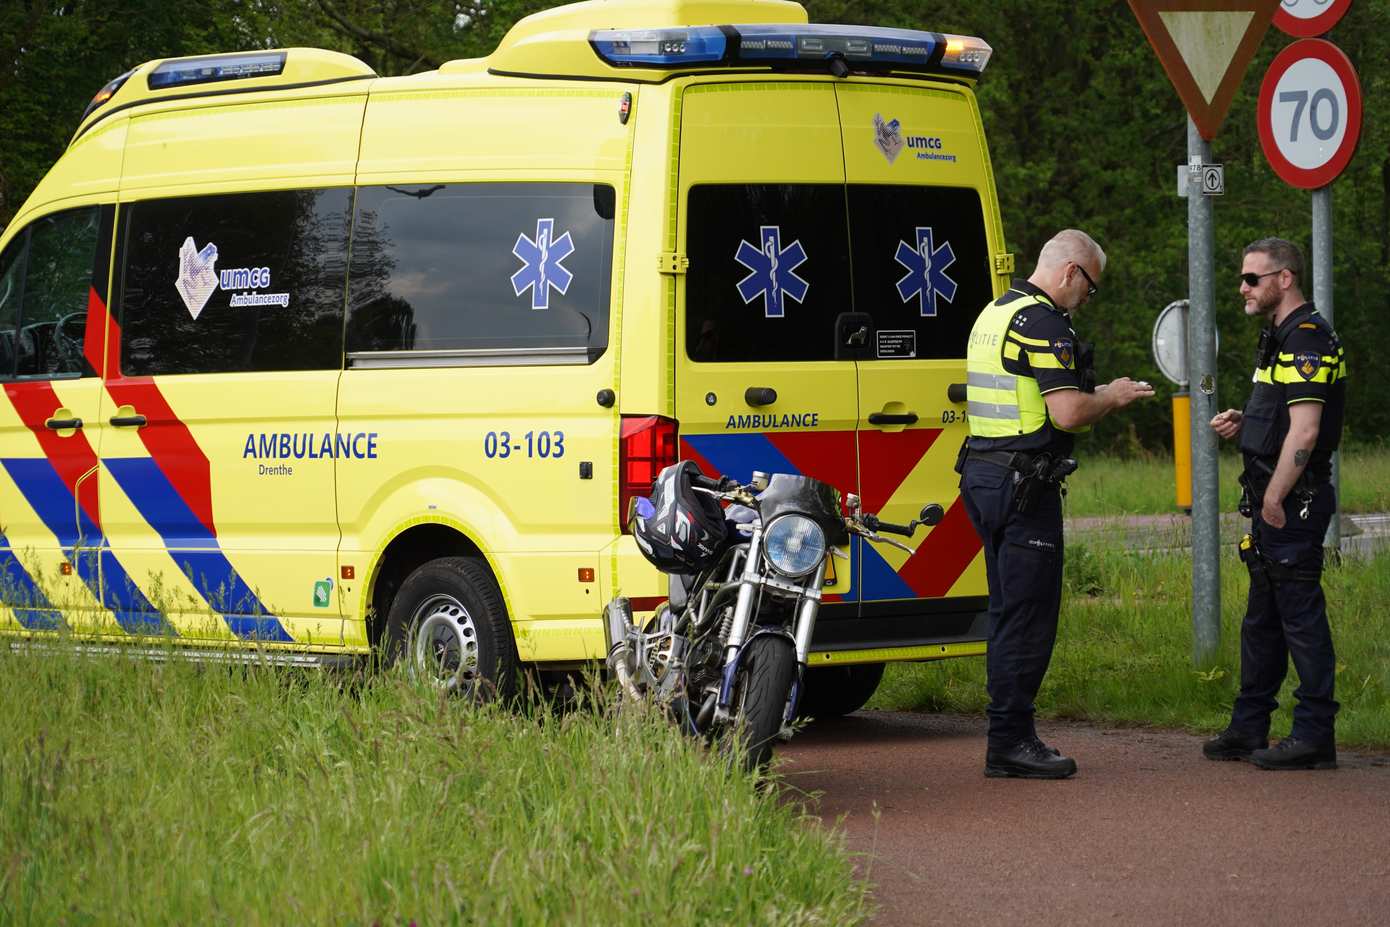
[918,503,945,527]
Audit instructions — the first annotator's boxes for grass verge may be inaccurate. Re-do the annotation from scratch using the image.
[1062,446,1390,517]
[0,654,871,926]
[871,546,1390,749]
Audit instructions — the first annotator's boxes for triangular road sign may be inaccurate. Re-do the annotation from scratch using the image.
[1129,0,1280,140]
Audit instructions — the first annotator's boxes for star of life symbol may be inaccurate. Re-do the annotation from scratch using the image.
[734,225,809,319]
[511,218,575,310]
[175,236,219,320]
[894,226,957,317]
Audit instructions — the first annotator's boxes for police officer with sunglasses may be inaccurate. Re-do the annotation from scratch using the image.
[1204,238,1347,770]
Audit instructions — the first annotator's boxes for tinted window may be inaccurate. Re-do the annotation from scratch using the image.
[0,207,100,380]
[847,185,992,360]
[685,185,851,363]
[346,183,614,361]
[119,189,351,375]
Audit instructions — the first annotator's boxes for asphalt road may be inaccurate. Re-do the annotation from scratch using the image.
[778,711,1390,926]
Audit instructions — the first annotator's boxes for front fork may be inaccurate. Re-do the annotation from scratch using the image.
[714,533,825,727]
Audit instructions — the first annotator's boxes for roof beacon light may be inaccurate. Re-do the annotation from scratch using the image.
[147,52,288,90]
[590,25,991,77]
[589,28,728,67]
[83,68,136,119]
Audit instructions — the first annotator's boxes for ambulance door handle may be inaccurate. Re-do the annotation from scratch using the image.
[947,383,968,404]
[745,387,777,407]
[868,412,918,426]
[45,416,83,430]
[109,414,147,428]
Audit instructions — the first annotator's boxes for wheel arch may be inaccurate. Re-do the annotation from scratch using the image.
[362,520,508,650]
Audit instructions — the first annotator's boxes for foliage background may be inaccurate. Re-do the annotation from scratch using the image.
[3,0,1386,451]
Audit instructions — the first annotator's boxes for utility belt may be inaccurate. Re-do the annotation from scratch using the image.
[1237,457,1326,520]
[1237,533,1321,583]
[956,444,1078,514]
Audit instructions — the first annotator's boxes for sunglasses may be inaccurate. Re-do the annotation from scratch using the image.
[1240,269,1288,287]
[1073,263,1098,298]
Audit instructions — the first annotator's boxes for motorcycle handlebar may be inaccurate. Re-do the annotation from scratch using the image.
[691,473,740,493]
[873,519,916,537]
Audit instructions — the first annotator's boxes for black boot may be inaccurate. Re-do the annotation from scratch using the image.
[1202,728,1267,762]
[985,737,1077,779]
[1251,737,1337,770]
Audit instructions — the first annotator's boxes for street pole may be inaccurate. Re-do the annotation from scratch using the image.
[1312,186,1340,553]
[1187,118,1221,664]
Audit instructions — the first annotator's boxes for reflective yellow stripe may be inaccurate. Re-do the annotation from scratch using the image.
[1027,349,1067,369]
[1003,340,1021,360]
[1009,331,1051,347]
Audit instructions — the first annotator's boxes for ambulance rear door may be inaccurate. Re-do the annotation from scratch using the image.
[673,81,860,610]
[834,82,999,640]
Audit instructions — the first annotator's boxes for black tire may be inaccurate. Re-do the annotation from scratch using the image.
[382,556,519,701]
[796,663,885,720]
[731,635,797,771]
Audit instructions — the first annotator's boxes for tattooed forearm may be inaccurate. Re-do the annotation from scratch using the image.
[1294,449,1310,468]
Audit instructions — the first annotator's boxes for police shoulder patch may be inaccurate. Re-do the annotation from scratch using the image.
[1052,338,1075,369]
[1295,351,1321,380]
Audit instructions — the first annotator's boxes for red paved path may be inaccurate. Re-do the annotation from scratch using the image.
[780,711,1390,926]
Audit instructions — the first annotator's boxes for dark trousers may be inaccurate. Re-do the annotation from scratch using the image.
[1230,482,1339,744]
[960,460,1064,750]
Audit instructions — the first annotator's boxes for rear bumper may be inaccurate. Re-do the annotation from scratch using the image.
[808,595,988,664]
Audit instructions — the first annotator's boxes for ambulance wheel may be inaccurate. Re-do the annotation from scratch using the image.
[796,662,885,720]
[384,556,519,702]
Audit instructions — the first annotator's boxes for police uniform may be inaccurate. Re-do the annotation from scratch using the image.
[959,280,1090,753]
[1229,302,1346,747]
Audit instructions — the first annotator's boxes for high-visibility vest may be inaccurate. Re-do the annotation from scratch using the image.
[966,292,1085,439]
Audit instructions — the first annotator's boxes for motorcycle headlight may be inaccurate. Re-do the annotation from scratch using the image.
[762,514,826,578]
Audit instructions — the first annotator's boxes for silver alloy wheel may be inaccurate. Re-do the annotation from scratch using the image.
[410,593,480,691]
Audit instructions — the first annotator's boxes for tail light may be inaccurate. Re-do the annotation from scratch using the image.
[619,415,677,533]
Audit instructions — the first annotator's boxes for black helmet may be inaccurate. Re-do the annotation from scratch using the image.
[630,460,728,573]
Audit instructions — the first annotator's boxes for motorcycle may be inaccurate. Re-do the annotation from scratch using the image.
[603,462,942,770]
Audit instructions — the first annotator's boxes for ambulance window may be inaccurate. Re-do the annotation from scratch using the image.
[0,235,24,379]
[345,183,614,363]
[118,189,352,375]
[685,185,850,363]
[846,185,993,359]
[0,206,100,380]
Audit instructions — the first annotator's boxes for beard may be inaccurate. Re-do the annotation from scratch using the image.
[1244,288,1279,317]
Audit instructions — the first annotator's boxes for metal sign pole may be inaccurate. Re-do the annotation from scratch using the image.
[1312,186,1340,552]
[1187,118,1221,664]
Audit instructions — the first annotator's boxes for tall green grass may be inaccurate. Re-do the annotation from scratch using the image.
[1062,446,1390,516]
[0,655,870,925]
[872,547,1390,748]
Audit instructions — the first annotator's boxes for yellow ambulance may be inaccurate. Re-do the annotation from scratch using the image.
[0,0,1009,710]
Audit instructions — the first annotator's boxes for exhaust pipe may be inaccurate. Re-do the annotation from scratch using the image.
[603,597,643,701]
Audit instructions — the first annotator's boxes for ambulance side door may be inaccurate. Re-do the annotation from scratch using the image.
[673,81,861,607]
[0,205,112,635]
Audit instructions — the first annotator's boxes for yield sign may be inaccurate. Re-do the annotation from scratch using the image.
[1129,0,1280,139]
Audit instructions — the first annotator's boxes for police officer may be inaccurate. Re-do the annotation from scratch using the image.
[959,229,1153,779]
[1204,238,1345,770]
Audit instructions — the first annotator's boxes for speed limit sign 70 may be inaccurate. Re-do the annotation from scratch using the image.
[1258,38,1363,189]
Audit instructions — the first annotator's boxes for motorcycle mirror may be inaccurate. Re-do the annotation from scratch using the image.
[918,503,945,526]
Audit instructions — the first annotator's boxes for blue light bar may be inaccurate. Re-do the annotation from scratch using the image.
[589,28,728,67]
[147,52,288,90]
[589,25,992,76]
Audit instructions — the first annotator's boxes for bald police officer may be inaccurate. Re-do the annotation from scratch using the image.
[959,229,1153,779]
[1204,238,1346,770]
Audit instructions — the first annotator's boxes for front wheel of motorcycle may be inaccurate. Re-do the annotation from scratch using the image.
[730,635,797,772]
